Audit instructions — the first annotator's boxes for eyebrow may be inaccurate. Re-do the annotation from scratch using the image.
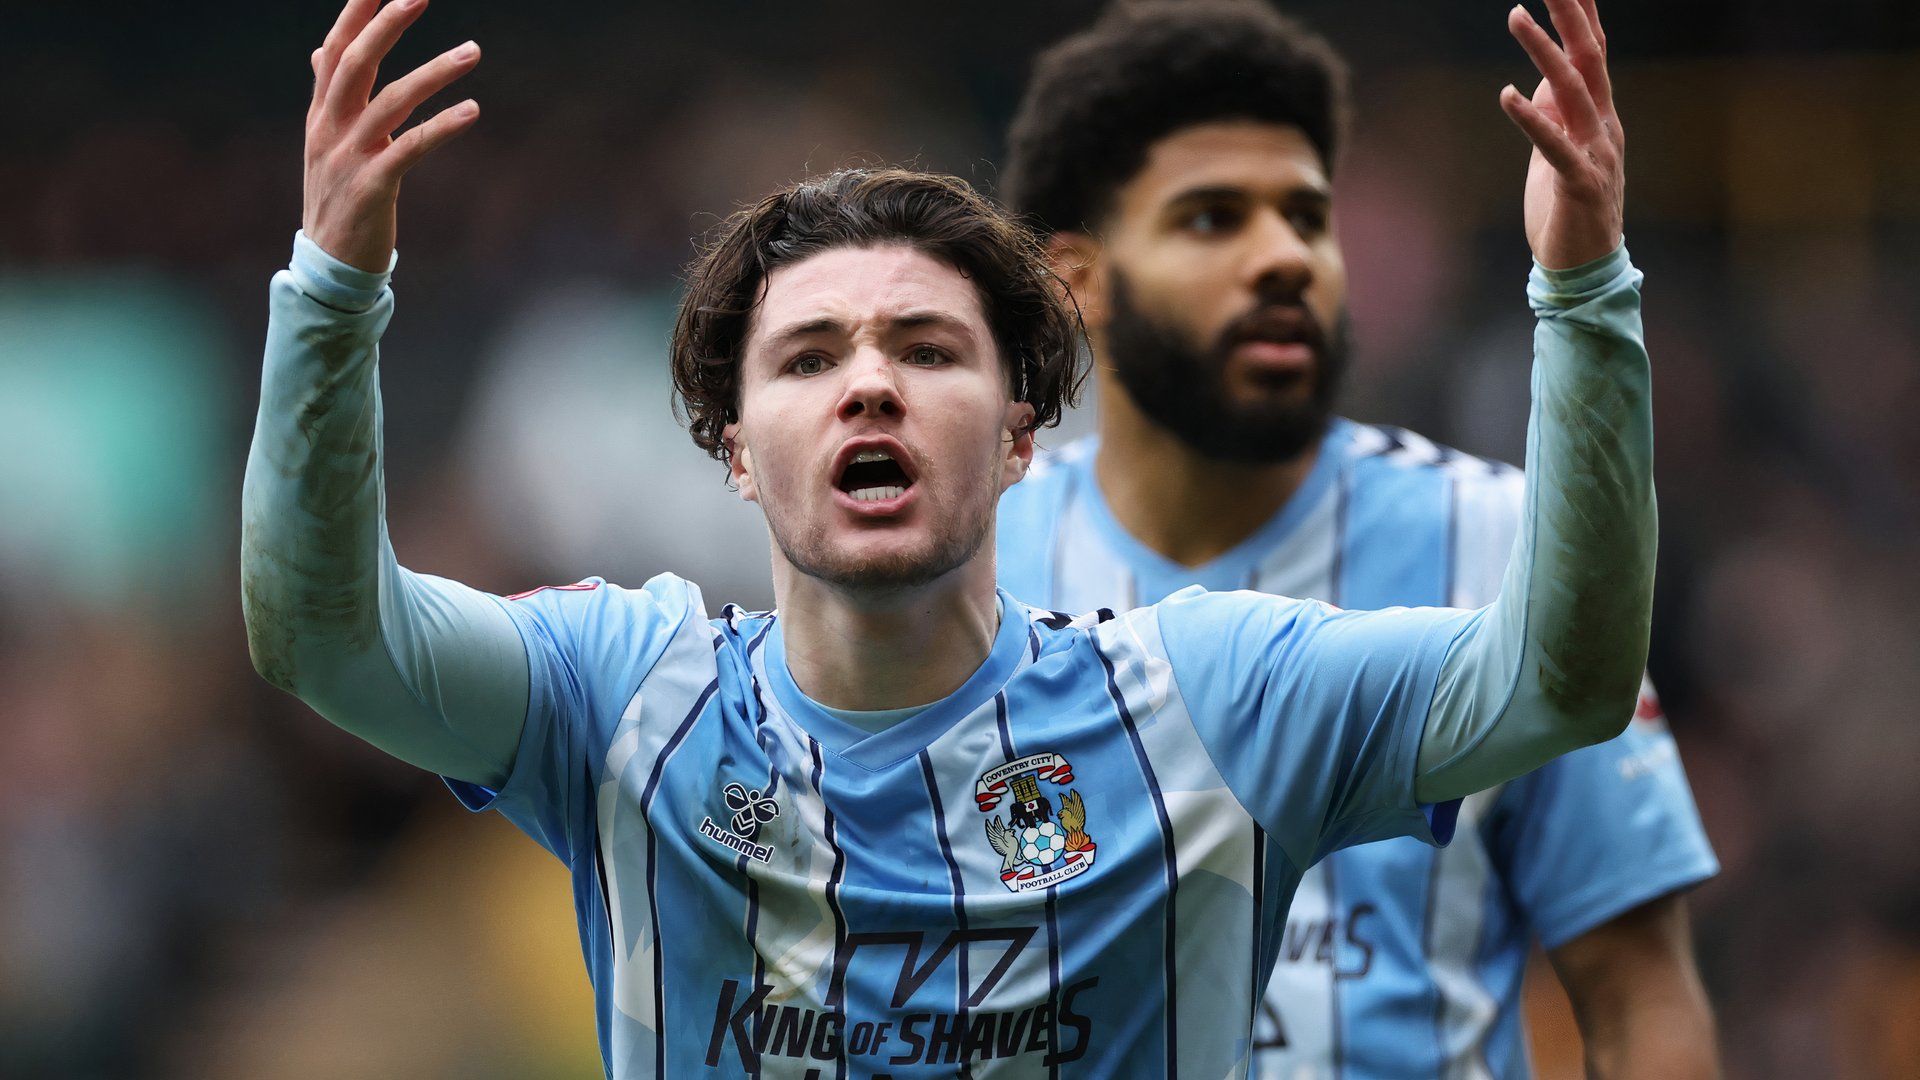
[759,310,981,352]
[1164,182,1332,209]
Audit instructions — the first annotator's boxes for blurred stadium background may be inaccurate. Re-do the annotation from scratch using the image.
[3,1,1917,1076]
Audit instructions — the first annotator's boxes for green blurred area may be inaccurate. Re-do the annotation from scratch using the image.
[0,277,230,606]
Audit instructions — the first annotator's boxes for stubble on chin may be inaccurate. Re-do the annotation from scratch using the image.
[768,499,994,596]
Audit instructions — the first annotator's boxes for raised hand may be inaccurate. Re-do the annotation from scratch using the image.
[303,0,481,272]
[1499,0,1623,270]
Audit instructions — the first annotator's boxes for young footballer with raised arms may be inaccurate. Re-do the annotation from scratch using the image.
[245,0,1661,1074]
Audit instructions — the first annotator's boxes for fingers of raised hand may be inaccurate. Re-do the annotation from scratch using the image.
[1575,0,1607,56]
[312,0,379,109]
[375,100,480,184]
[308,49,328,125]
[354,41,480,146]
[1543,0,1614,119]
[1500,82,1588,180]
[1507,4,1603,141]
[322,0,430,126]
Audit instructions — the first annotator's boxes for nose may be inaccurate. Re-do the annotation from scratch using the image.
[1244,206,1315,299]
[836,346,905,423]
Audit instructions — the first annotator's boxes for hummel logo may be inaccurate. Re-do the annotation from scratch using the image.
[700,781,781,864]
[723,783,780,841]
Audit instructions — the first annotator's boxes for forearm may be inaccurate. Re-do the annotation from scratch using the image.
[1415,246,1654,802]
[1580,1005,1719,1080]
[241,233,526,785]
[1555,897,1720,1080]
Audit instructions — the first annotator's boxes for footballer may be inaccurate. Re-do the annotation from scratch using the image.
[244,0,1661,1075]
[996,3,1718,1076]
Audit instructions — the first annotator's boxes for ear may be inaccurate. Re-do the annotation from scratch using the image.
[1046,231,1108,333]
[999,400,1037,492]
[723,423,758,503]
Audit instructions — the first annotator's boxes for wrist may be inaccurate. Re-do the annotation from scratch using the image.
[290,230,397,313]
[1528,243,1633,311]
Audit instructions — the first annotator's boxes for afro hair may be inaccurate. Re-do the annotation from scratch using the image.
[1001,0,1350,234]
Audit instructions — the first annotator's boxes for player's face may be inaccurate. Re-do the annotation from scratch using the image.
[1080,120,1350,463]
[726,245,1035,594]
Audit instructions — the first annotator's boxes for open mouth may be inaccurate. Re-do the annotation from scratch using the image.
[835,447,917,503]
[1225,306,1319,368]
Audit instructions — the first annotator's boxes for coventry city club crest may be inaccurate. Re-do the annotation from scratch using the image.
[976,752,1096,892]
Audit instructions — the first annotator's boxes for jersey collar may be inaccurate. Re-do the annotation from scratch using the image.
[763,589,1032,772]
[1070,418,1354,593]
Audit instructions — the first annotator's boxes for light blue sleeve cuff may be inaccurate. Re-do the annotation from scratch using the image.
[1527,243,1633,311]
[289,229,398,314]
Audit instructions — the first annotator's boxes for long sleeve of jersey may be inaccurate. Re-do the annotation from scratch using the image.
[241,232,528,788]
[1411,247,1656,802]
[243,232,1653,814]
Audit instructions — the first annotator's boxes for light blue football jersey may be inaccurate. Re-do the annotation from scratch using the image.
[444,572,1471,1078]
[996,423,1719,1079]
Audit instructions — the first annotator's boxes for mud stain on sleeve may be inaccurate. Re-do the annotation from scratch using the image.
[242,292,391,692]
[1531,318,1656,725]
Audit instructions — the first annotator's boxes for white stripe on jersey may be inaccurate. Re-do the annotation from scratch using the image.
[596,603,721,1067]
[1101,609,1262,1079]
[1425,788,1502,1080]
[1251,473,1343,599]
[1427,459,1525,1075]
[602,710,656,1029]
[1447,467,1525,610]
[1054,480,1140,612]
[1246,513,1341,1078]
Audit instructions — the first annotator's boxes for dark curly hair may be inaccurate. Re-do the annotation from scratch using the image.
[1001,0,1350,234]
[671,168,1086,462]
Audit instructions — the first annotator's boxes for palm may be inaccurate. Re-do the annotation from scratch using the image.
[1520,83,1567,255]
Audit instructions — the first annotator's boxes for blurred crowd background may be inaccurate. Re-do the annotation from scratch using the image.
[3,1,1917,1076]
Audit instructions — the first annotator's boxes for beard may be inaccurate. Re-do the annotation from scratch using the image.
[1103,268,1350,464]
[763,470,998,597]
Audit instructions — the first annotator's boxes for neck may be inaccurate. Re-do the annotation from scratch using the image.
[774,549,1001,711]
[1091,367,1321,568]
